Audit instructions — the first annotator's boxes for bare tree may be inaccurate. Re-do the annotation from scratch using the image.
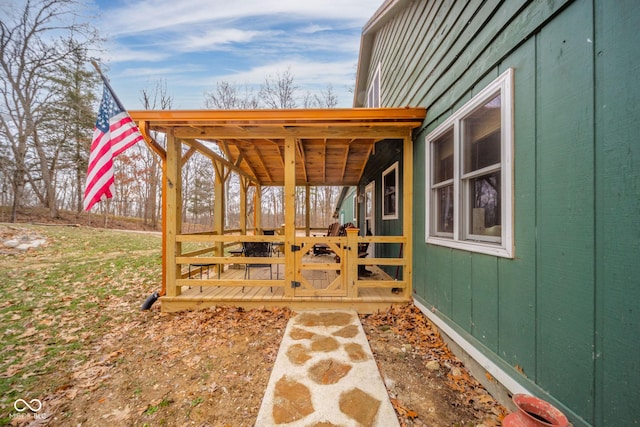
[140,80,172,228]
[303,84,339,109]
[259,67,298,109]
[0,0,99,220]
[204,81,259,110]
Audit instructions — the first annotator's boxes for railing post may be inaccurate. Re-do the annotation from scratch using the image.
[345,227,359,298]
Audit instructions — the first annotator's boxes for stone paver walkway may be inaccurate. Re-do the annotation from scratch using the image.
[256,310,399,426]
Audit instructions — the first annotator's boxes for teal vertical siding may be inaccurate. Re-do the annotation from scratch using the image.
[362,0,640,425]
[594,1,640,425]
[470,254,499,351]
[535,1,595,420]
[451,251,472,333]
[340,189,356,226]
[496,40,537,379]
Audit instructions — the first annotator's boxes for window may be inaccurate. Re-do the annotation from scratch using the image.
[382,162,399,220]
[367,64,381,108]
[425,69,514,257]
[352,192,357,222]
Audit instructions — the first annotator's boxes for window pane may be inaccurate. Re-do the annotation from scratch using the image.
[365,187,373,218]
[436,185,454,233]
[463,94,501,173]
[433,129,454,183]
[383,169,396,216]
[468,172,501,238]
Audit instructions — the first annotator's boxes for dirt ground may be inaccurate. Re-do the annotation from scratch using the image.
[2,210,506,426]
[27,306,504,427]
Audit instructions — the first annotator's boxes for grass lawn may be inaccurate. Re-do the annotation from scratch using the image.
[0,224,161,424]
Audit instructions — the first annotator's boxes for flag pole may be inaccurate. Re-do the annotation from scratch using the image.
[90,60,166,307]
[90,60,127,111]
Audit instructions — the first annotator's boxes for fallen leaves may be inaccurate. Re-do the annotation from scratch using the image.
[391,398,419,418]
[361,305,507,426]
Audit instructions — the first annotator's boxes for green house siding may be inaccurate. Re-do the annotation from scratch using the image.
[359,0,640,426]
[594,1,640,424]
[339,188,357,226]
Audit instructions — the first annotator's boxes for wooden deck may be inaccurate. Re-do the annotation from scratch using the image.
[160,254,411,313]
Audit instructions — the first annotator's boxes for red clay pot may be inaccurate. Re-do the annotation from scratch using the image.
[503,394,569,427]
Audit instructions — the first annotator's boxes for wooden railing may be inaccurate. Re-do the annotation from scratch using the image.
[169,230,410,298]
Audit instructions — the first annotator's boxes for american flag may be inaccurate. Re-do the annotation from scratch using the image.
[83,84,144,211]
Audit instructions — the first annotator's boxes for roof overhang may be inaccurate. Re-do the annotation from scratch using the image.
[130,107,426,187]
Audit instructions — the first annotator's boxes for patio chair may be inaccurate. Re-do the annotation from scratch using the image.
[242,241,273,291]
[313,222,341,255]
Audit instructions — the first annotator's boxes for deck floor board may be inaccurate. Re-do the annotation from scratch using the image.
[165,255,409,313]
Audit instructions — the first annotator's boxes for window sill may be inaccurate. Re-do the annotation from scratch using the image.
[426,236,514,258]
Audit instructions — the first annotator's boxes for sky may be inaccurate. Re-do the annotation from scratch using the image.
[90,0,384,110]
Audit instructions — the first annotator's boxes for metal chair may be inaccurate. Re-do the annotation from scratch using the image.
[242,241,273,291]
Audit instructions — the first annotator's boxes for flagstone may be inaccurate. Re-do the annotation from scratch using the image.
[272,376,314,424]
[339,387,381,426]
[308,358,352,385]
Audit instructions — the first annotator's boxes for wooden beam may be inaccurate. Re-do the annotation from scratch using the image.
[172,125,412,140]
[283,136,296,297]
[357,144,375,183]
[182,138,258,185]
[165,130,181,297]
[296,139,308,183]
[255,185,262,232]
[340,144,350,182]
[138,120,166,160]
[160,158,167,296]
[129,107,426,123]
[322,139,327,183]
[181,146,197,164]
[214,162,225,276]
[305,184,310,236]
[252,145,273,183]
[240,176,248,235]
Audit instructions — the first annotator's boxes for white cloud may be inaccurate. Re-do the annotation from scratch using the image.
[299,24,334,34]
[99,0,381,36]
[119,65,201,78]
[99,43,170,63]
[200,58,356,97]
[175,28,275,52]
[92,0,381,109]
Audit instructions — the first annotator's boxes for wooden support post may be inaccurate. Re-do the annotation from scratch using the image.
[346,227,359,298]
[240,177,248,235]
[165,131,182,296]
[213,161,225,275]
[284,136,296,297]
[254,185,262,234]
[305,184,310,236]
[402,133,413,298]
[160,158,167,296]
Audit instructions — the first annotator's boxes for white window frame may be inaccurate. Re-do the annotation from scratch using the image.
[352,191,357,223]
[382,161,399,220]
[367,63,381,108]
[425,68,514,258]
